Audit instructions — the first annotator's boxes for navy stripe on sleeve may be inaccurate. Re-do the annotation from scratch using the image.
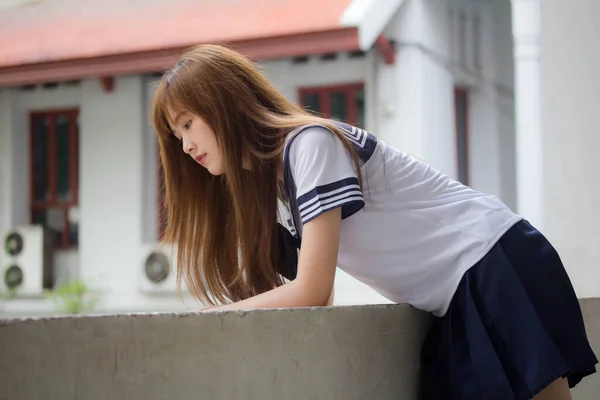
[333,122,378,164]
[297,177,365,224]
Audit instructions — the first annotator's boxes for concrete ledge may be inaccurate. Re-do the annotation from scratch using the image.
[1,301,599,399]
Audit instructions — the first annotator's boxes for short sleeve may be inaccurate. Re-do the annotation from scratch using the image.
[287,127,364,225]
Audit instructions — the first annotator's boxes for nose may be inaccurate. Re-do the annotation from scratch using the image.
[182,137,195,155]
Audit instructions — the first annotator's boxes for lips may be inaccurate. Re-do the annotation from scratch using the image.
[193,153,207,165]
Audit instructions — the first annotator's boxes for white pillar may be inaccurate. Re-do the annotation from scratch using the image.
[511,0,543,229]
[538,0,600,298]
[382,0,456,177]
[0,89,14,231]
[79,76,144,293]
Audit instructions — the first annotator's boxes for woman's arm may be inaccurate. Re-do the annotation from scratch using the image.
[203,207,341,311]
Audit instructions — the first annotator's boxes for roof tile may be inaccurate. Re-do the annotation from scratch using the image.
[0,0,354,67]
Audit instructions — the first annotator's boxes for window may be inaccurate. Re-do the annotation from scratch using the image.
[298,83,365,128]
[30,109,79,249]
[454,88,469,185]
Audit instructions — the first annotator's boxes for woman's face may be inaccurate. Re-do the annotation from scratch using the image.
[168,109,224,176]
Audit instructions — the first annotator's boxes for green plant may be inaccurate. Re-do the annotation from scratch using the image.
[45,279,98,315]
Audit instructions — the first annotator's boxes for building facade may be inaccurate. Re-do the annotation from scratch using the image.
[1,0,595,316]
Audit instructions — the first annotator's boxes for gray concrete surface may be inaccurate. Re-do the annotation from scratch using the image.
[0,301,598,400]
[573,299,600,400]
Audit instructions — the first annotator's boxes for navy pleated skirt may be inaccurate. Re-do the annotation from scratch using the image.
[419,219,598,400]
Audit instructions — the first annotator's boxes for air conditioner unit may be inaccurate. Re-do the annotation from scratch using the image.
[138,243,178,293]
[0,225,54,296]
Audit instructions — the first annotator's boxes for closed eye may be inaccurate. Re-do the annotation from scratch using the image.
[183,120,192,130]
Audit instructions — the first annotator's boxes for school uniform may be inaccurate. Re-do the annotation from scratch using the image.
[276,121,598,400]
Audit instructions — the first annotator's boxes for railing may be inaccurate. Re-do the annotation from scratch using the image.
[1,301,599,399]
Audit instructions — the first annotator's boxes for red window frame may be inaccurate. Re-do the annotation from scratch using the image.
[454,88,470,185]
[298,82,365,127]
[29,109,79,249]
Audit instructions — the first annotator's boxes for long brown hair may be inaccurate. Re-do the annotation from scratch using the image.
[151,44,362,305]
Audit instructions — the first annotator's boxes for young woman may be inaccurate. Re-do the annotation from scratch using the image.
[152,44,597,400]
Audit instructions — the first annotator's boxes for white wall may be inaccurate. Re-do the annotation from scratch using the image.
[13,85,82,225]
[73,75,200,313]
[383,0,456,177]
[380,0,516,208]
[540,0,600,298]
[0,89,14,232]
[142,76,160,244]
[494,1,517,213]
[0,77,189,314]
[466,0,517,210]
[78,76,143,294]
[0,84,82,286]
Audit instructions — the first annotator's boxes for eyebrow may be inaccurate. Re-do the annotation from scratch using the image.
[172,111,186,126]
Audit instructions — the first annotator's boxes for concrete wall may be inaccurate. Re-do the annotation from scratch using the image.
[540,0,600,299]
[1,300,599,399]
[0,305,430,399]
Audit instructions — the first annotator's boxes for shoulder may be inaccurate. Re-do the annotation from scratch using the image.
[282,123,366,226]
[285,124,354,180]
[286,125,342,158]
[287,122,379,167]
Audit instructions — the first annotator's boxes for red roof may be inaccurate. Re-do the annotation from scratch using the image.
[0,0,357,69]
